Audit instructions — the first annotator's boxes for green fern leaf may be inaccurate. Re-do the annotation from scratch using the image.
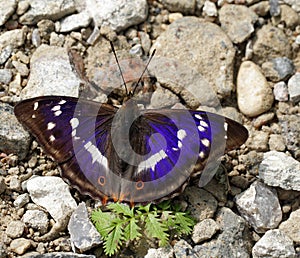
[124,217,142,240]
[108,203,133,217]
[104,217,125,256]
[91,209,115,236]
[174,212,195,235]
[145,213,169,246]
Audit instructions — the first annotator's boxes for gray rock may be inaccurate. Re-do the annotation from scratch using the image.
[22,209,49,234]
[58,11,91,32]
[253,25,292,64]
[279,114,300,159]
[259,151,300,191]
[158,0,196,14]
[13,193,30,208]
[68,203,101,252]
[246,130,269,152]
[151,17,236,98]
[148,86,180,109]
[268,134,286,151]
[0,176,6,194]
[174,240,198,258]
[26,176,77,222]
[252,229,295,258]
[278,4,300,29]
[192,218,219,244]
[194,207,251,258]
[5,220,25,238]
[0,69,12,84]
[145,246,174,258]
[287,72,300,103]
[0,102,31,160]
[279,208,300,244]
[0,45,13,65]
[262,57,295,82]
[273,81,289,101]
[10,238,31,255]
[86,0,148,32]
[19,0,76,25]
[12,61,29,77]
[202,1,217,17]
[183,187,218,221]
[219,4,258,44]
[0,0,17,26]
[237,61,274,117]
[235,181,282,233]
[283,0,300,12]
[0,29,26,49]
[250,1,270,16]
[269,0,280,16]
[20,44,80,99]
[252,112,275,128]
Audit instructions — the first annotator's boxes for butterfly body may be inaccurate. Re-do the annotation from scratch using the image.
[14,96,248,204]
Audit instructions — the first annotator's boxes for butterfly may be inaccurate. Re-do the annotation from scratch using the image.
[14,45,248,205]
[14,93,248,205]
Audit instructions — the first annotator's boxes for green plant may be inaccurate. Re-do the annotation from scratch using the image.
[91,200,196,256]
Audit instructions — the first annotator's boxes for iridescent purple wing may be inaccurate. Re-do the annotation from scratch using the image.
[14,97,248,204]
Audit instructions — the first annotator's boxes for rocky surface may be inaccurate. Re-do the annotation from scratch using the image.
[0,0,299,257]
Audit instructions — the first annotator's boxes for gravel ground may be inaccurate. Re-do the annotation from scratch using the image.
[0,0,300,257]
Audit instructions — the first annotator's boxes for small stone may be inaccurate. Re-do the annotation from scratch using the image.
[9,175,21,191]
[0,176,6,194]
[183,186,218,221]
[12,61,29,77]
[237,61,274,117]
[19,0,76,25]
[253,112,275,128]
[0,45,12,65]
[31,28,41,47]
[287,72,300,103]
[246,130,269,151]
[10,238,31,255]
[174,240,197,257]
[0,69,12,84]
[192,218,219,244]
[259,151,300,191]
[278,4,300,29]
[138,31,151,54]
[268,134,286,151]
[68,203,102,252]
[88,0,148,32]
[159,0,196,14]
[20,44,80,99]
[0,0,17,26]
[6,220,25,238]
[279,208,300,243]
[13,193,30,208]
[59,11,91,32]
[168,12,183,23]
[252,229,295,258]
[203,0,217,17]
[235,181,282,233]
[262,57,295,82]
[26,176,77,222]
[145,246,174,258]
[22,209,49,234]
[253,25,292,64]
[0,28,26,49]
[28,156,38,168]
[219,4,258,44]
[273,81,289,101]
[250,1,270,16]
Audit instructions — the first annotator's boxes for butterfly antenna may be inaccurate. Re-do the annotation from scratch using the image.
[132,49,156,96]
[110,41,129,96]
